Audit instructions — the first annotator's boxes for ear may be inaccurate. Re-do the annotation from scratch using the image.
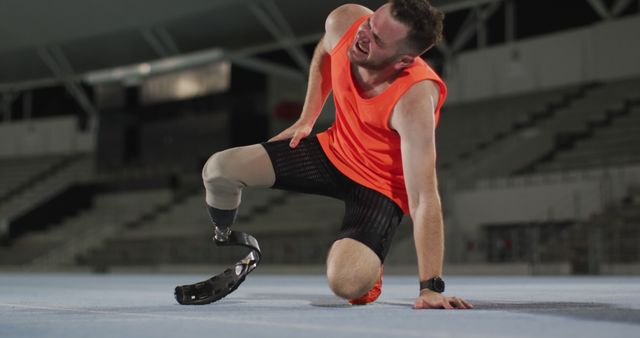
[394,55,415,70]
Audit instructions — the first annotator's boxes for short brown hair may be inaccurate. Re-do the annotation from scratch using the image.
[389,0,444,54]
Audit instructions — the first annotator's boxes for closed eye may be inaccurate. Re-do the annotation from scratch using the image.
[367,17,385,47]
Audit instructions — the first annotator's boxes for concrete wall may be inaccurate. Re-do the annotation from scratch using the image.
[446,14,640,103]
[0,117,94,158]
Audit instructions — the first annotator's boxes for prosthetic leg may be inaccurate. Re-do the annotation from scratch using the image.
[179,144,272,305]
[174,225,262,305]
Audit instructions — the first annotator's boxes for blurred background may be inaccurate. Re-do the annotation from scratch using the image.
[0,0,638,275]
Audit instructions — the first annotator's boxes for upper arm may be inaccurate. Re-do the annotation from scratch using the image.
[323,4,372,52]
[390,81,441,213]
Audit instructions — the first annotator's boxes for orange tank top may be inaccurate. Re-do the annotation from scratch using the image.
[316,15,447,214]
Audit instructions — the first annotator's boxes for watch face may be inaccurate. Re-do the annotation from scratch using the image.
[420,277,446,293]
[434,278,445,292]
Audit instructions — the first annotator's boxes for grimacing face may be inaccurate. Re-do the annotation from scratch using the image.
[347,4,412,71]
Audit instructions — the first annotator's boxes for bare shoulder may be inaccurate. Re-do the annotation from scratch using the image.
[323,4,372,52]
[391,80,441,131]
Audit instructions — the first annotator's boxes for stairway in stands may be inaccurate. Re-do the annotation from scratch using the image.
[531,103,640,173]
[77,188,345,270]
[0,154,92,240]
[0,189,172,269]
[437,83,594,171]
[439,77,640,185]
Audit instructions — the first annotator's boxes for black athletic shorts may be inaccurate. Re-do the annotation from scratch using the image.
[261,136,404,262]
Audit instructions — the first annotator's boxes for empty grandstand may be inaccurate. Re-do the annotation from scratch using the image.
[1,0,639,277]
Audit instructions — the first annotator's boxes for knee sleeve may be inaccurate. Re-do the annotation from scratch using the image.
[202,144,276,210]
[202,151,245,210]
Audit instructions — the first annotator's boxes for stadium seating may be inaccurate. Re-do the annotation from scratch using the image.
[0,189,172,267]
[436,77,640,186]
[437,86,574,169]
[0,155,71,201]
[3,75,639,272]
[77,188,344,268]
[0,154,91,238]
[535,105,640,172]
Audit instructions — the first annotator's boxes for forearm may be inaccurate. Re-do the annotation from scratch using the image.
[412,194,444,281]
[298,38,332,126]
[412,196,473,309]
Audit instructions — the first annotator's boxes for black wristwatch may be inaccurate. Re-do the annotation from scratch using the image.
[420,276,445,293]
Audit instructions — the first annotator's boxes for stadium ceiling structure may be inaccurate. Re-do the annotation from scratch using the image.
[0,0,637,120]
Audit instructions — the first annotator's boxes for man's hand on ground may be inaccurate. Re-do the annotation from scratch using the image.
[413,289,473,310]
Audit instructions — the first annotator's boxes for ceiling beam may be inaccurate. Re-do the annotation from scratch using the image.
[611,0,633,16]
[247,0,310,71]
[83,48,305,85]
[1,33,321,92]
[231,57,306,82]
[0,77,64,93]
[37,46,98,127]
[141,28,173,58]
[0,0,525,93]
[232,33,322,57]
[141,26,181,58]
[585,0,612,20]
[452,9,479,52]
[84,48,226,84]
[155,27,181,56]
[452,0,502,52]
[438,0,503,13]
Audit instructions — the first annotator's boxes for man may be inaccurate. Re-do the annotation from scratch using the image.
[202,0,471,309]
